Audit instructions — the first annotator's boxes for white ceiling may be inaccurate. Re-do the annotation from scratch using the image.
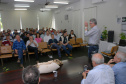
[0,0,79,11]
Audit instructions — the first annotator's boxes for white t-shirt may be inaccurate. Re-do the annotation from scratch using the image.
[44,35,51,42]
[26,40,38,48]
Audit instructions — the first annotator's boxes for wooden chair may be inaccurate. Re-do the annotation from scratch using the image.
[76,38,88,47]
[26,48,35,62]
[38,42,51,53]
[69,39,81,48]
[101,46,118,58]
[0,46,13,66]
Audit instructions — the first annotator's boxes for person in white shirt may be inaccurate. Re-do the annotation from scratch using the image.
[57,30,62,37]
[26,36,39,63]
[44,31,51,43]
[54,30,60,42]
[81,53,115,84]
[84,18,101,60]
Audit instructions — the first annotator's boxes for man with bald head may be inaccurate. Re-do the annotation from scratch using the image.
[81,53,115,84]
[108,52,126,84]
[26,36,39,63]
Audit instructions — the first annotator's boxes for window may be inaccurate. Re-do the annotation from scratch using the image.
[20,16,22,29]
[37,14,40,30]
[51,16,56,29]
[0,13,3,31]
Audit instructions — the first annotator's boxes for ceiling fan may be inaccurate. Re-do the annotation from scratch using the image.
[0,0,8,5]
[45,0,50,5]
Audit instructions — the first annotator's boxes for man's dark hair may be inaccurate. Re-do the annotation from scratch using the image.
[63,30,67,35]
[70,30,74,34]
[22,65,40,84]
[26,33,30,35]
[36,33,40,38]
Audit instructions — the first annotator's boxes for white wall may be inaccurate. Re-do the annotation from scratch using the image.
[54,1,82,38]
[54,0,126,43]
[1,10,53,31]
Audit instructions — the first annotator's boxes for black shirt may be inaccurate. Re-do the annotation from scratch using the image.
[59,36,69,44]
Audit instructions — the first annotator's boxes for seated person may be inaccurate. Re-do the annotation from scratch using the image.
[81,53,115,84]
[40,31,45,40]
[12,35,26,68]
[22,65,40,84]
[44,30,51,42]
[3,32,13,41]
[54,30,60,42]
[23,33,30,44]
[21,32,27,40]
[26,36,39,63]
[32,31,36,40]
[59,31,73,56]
[13,29,19,39]
[69,30,76,39]
[2,35,13,46]
[57,30,62,37]
[48,34,61,59]
[107,52,126,84]
[35,33,43,43]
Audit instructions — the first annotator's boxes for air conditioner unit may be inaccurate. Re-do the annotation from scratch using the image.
[92,0,105,4]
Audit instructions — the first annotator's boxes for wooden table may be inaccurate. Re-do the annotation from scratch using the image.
[0,56,92,84]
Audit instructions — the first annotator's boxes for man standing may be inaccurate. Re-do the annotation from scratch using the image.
[84,18,101,59]
[26,36,39,63]
[107,52,126,84]
[59,31,72,56]
[13,35,26,67]
[81,53,115,84]
[48,34,61,59]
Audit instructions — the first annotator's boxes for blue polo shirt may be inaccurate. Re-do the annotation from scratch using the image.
[112,62,126,84]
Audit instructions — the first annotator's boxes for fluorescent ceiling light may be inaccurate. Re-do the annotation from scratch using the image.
[14,0,34,2]
[45,5,58,8]
[54,1,69,4]
[40,8,51,11]
[14,4,30,7]
[15,8,27,10]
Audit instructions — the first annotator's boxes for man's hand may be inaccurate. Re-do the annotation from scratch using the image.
[108,59,114,65]
[15,49,18,54]
[51,43,54,45]
[82,70,90,79]
[30,40,33,43]
[85,22,88,27]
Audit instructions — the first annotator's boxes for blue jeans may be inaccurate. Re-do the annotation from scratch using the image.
[52,44,61,57]
[62,44,73,55]
[17,48,23,64]
[88,45,99,58]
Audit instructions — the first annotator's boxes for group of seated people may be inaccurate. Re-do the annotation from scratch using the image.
[0,28,77,67]
[22,51,126,84]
